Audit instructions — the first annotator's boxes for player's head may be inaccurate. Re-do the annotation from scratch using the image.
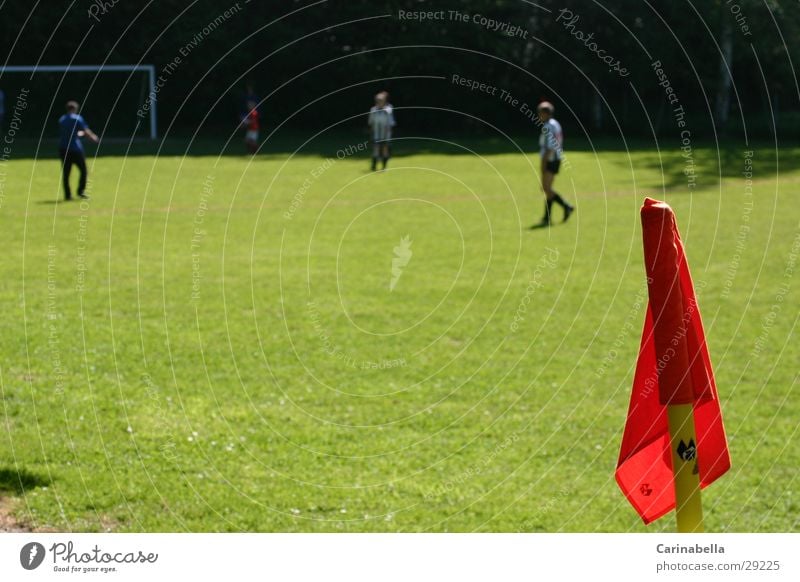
[246,100,257,110]
[65,100,80,113]
[537,101,554,121]
[375,91,388,106]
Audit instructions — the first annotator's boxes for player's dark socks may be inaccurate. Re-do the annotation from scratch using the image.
[371,157,378,171]
[541,199,554,224]
[563,204,574,222]
[381,156,388,170]
[552,193,568,208]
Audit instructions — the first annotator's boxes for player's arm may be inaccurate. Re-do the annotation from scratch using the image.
[77,118,99,143]
[83,127,100,143]
[541,137,554,172]
[542,127,557,169]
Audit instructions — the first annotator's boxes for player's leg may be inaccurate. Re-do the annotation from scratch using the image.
[60,149,73,200]
[546,161,574,222]
[76,151,89,199]
[381,128,392,170]
[541,170,555,224]
[380,142,390,170]
[371,141,379,171]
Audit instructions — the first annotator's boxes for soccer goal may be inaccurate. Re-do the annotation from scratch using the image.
[0,64,158,139]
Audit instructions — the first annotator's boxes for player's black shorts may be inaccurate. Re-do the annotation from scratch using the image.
[545,159,561,174]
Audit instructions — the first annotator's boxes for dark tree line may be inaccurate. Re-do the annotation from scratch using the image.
[1,1,798,140]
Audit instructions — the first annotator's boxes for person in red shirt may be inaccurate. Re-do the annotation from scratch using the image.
[242,100,260,154]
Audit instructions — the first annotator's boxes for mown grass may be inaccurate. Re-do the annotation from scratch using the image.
[0,136,797,532]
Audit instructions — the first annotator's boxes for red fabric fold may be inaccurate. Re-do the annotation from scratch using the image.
[615,198,730,524]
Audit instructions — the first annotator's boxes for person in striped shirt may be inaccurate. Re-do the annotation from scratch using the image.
[535,101,574,227]
[368,91,395,171]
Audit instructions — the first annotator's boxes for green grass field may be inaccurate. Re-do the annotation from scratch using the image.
[1,136,798,532]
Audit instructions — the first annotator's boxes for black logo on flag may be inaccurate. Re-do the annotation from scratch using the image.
[677,439,696,461]
[640,483,653,496]
[20,542,46,570]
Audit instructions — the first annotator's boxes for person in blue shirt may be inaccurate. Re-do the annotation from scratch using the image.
[58,101,98,200]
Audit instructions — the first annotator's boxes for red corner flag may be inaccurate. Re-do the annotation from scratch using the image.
[616,198,730,524]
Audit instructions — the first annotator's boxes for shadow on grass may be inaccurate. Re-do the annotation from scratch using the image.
[0,467,50,495]
[0,134,700,159]
[602,141,799,190]
[11,134,597,159]
[9,136,800,194]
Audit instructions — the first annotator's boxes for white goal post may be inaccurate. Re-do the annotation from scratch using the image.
[0,64,158,139]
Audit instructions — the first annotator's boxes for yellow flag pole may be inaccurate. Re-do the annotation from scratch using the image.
[666,403,704,532]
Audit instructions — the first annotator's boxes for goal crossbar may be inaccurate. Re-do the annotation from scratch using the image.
[0,64,158,139]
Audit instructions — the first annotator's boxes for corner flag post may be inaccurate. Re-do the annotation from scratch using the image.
[616,198,729,531]
[666,403,704,532]
[639,198,705,533]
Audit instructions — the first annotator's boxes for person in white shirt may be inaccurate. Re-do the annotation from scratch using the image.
[535,101,574,227]
[368,91,395,171]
